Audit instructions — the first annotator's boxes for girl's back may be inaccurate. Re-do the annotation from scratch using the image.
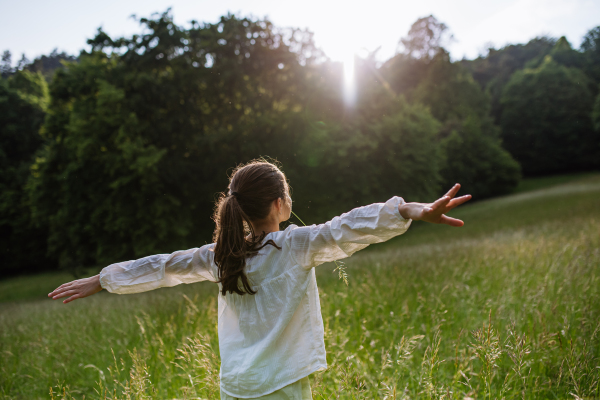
[217,225,326,397]
[214,196,411,396]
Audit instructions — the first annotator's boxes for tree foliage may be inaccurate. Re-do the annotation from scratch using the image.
[463,28,600,178]
[412,51,521,198]
[25,11,445,271]
[398,15,453,60]
[593,92,600,132]
[580,26,600,84]
[413,51,490,122]
[28,12,320,269]
[26,48,78,81]
[3,12,597,274]
[462,37,557,124]
[545,36,585,70]
[439,116,521,198]
[381,15,454,98]
[0,70,54,274]
[500,57,599,175]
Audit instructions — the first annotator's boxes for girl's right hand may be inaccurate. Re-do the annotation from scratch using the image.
[399,184,471,227]
[48,274,103,304]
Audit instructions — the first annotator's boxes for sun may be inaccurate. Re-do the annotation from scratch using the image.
[342,52,356,107]
[319,34,365,107]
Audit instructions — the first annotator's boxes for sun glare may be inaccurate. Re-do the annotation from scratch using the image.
[342,52,356,107]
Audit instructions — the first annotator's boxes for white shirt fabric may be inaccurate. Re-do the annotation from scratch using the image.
[99,196,412,398]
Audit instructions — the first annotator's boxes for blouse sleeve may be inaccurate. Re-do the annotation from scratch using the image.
[99,244,217,294]
[287,196,412,269]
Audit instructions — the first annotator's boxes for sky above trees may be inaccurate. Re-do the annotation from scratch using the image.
[1,0,599,66]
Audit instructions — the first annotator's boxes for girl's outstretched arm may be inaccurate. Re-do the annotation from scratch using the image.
[48,244,216,304]
[288,184,471,269]
[48,274,102,304]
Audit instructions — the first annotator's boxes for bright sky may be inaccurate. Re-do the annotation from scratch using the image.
[1,0,599,66]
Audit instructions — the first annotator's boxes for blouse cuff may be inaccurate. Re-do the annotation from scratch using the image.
[386,196,412,225]
[99,267,111,292]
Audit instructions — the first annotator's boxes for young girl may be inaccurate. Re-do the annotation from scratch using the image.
[49,160,471,399]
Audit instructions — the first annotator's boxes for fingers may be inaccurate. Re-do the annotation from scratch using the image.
[49,284,74,298]
[49,280,76,297]
[63,294,81,304]
[447,194,472,209]
[49,287,68,298]
[428,195,451,212]
[49,276,101,304]
[52,289,78,300]
[48,285,65,297]
[444,183,461,199]
[421,187,470,226]
[440,215,464,227]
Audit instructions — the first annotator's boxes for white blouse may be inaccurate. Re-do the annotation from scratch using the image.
[99,196,412,398]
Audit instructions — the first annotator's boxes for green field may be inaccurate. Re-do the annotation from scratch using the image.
[1,174,599,399]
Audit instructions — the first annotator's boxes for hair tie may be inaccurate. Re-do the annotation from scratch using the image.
[231,191,240,199]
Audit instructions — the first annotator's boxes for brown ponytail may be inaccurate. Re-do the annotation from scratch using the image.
[212,160,291,296]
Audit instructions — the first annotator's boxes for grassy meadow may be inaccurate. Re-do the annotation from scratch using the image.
[1,174,599,399]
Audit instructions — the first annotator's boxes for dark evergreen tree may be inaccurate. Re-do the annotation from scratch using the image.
[546,36,585,70]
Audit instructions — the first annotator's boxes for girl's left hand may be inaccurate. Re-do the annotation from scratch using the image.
[48,274,103,304]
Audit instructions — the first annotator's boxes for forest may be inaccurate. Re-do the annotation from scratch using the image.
[1,10,599,276]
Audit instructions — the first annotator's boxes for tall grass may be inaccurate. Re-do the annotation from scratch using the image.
[1,175,599,399]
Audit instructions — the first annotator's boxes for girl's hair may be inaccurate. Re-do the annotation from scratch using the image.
[212,160,291,296]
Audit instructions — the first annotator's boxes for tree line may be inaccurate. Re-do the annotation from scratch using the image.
[1,11,599,275]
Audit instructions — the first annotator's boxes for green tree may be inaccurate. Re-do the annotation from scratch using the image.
[546,36,585,69]
[379,54,431,98]
[289,98,443,223]
[581,26,600,86]
[380,15,452,98]
[439,116,521,198]
[461,37,556,122]
[592,92,600,132]
[500,56,599,175]
[412,51,521,198]
[398,15,453,61]
[1,50,13,78]
[369,16,520,200]
[0,70,54,275]
[25,48,78,82]
[28,10,327,270]
[413,51,489,122]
